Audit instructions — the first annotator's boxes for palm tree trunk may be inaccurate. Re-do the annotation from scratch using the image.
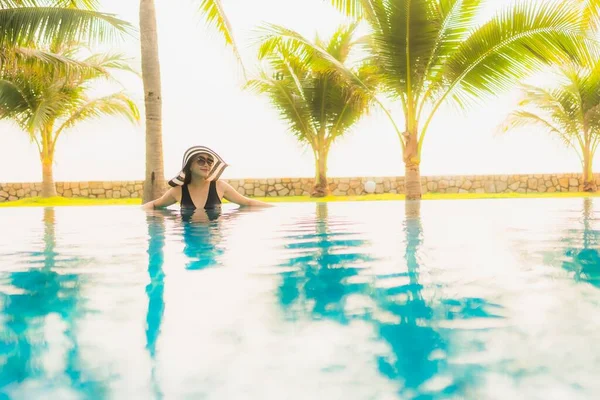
[583,151,596,192]
[41,156,57,198]
[312,145,329,197]
[403,131,421,200]
[140,0,165,203]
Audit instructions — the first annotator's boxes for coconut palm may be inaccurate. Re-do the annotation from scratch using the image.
[0,44,140,197]
[500,62,600,192]
[259,0,593,199]
[141,0,243,203]
[247,23,377,196]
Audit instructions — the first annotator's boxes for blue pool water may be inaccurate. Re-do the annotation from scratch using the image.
[0,198,599,399]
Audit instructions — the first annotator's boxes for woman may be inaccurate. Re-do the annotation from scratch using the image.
[142,145,272,210]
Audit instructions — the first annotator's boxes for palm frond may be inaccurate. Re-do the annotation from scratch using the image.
[0,78,30,117]
[28,88,64,133]
[325,22,359,63]
[422,0,482,90]
[328,0,363,18]
[198,0,245,78]
[80,52,140,77]
[51,0,99,9]
[246,72,317,145]
[53,91,139,141]
[0,7,131,47]
[0,0,39,7]
[256,23,366,90]
[364,0,442,100]
[499,109,565,137]
[0,42,139,156]
[250,23,380,151]
[579,0,600,31]
[442,1,590,109]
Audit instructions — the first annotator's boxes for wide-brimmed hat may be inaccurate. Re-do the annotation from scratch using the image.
[168,145,228,187]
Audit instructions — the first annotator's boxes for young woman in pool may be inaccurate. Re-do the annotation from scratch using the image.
[142,145,272,210]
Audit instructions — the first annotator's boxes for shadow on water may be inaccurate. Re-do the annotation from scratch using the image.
[276,201,503,399]
[0,208,105,397]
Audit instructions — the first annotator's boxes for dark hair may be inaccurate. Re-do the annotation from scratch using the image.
[182,160,193,185]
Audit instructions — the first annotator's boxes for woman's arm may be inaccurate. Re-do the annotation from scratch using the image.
[220,181,273,207]
[142,187,178,210]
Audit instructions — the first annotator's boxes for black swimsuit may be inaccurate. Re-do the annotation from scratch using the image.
[181,181,221,210]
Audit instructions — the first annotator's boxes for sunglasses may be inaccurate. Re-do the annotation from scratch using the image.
[195,156,214,167]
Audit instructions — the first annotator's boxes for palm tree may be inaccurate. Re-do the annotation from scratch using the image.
[140,0,243,203]
[500,62,600,192]
[0,44,140,197]
[263,0,593,199]
[139,0,163,203]
[247,23,377,196]
[0,0,130,49]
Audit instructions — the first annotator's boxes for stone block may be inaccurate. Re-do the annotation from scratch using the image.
[484,182,496,193]
[559,178,569,188]
[496,181,508,192]
[569,178,578,187]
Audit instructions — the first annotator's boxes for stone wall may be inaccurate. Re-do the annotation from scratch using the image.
[1,173,599,202]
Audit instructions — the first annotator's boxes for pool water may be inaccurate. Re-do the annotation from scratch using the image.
[0,198,599,399]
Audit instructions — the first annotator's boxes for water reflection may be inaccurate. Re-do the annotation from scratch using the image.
[181,209,225,270]
[560,198,600,287]
[275,201,505,398]
[371,201,451,397]
[0,208,102,397]
[277,203,374,322]
[145,212,166,399]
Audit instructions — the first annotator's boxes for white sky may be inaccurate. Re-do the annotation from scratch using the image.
[0,0,594,183]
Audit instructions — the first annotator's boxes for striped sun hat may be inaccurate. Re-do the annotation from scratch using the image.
[168,145,228,187]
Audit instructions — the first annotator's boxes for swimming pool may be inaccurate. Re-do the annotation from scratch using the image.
[0,198,599,399]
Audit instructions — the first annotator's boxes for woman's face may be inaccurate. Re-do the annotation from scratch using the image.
[190,153,214,179]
